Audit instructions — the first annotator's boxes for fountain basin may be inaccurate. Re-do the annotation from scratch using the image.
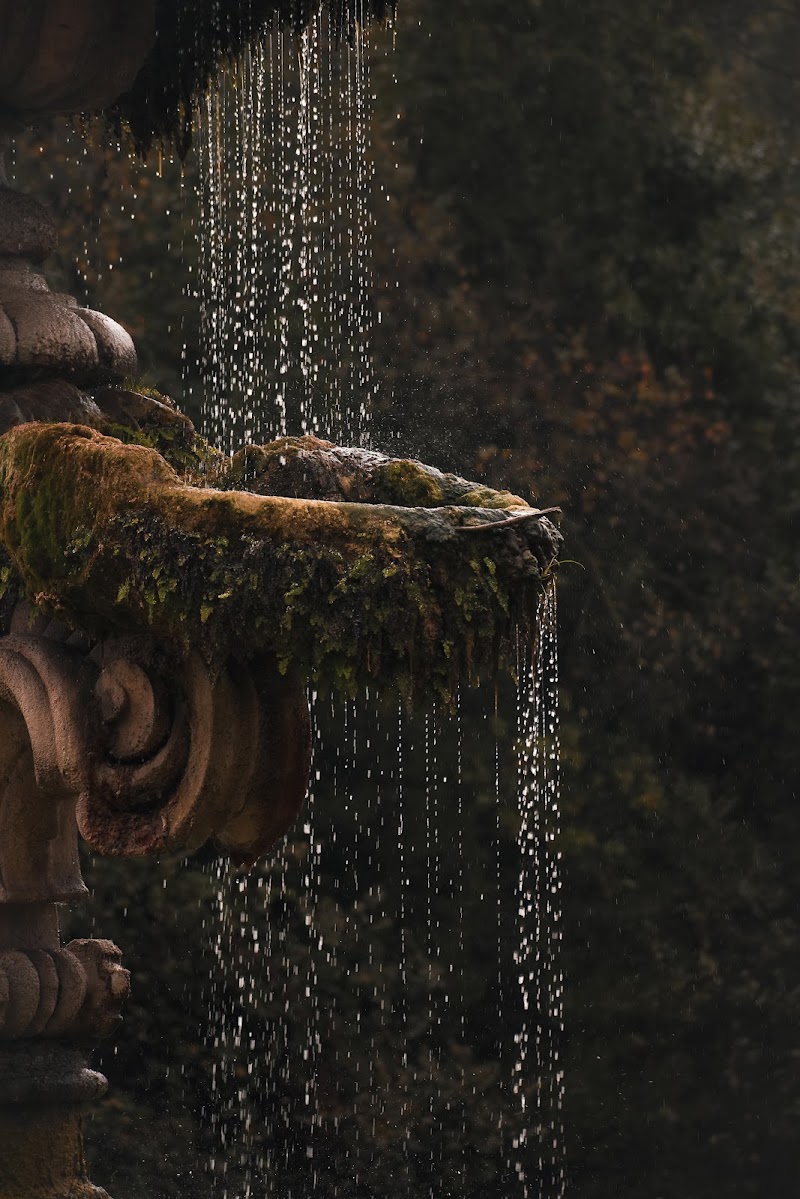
[0,417,560,707]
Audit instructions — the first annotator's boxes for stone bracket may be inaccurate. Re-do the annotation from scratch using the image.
[0,610,311,899]
[0,938,130,1042]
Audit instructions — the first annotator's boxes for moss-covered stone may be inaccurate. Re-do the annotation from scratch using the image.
[0,381,221,478]
[0,424,560,703]
[220,436,531,510]
[93,386,224,478]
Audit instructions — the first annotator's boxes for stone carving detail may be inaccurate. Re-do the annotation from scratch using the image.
[83,635,312,862]
[0,187,138,381]
[0,610,312,892]
[0,602,310,1197]
[0,938,129,1041]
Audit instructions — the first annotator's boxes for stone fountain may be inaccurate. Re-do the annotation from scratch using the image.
[0,4,561,1196]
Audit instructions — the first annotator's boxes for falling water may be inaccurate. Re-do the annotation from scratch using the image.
[190,9,565,1196]
[512,581,565,1197]
[196,8,376,453]
[200,647,564,1196]
[395,697,411,1184]
[196,16,380,1187]
[5,42,564,1197]
[493,684,507,1162]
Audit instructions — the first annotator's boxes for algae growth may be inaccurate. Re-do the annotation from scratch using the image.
[0,419,560,704]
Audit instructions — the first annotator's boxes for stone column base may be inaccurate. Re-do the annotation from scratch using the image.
[0,1045,111,1199]
[0,1106,109,1199]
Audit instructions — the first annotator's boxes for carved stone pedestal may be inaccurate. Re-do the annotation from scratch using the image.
[0,838,129,1199]
[0,900,128,1199]
[0,1045,109,1199]
[0,598,311,1196]
[0,185,137,383]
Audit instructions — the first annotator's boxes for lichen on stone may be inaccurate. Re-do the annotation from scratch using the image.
[218,436,530,510]
[0,422,561,703]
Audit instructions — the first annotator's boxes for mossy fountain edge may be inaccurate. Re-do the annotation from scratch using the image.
[0,417,560,706]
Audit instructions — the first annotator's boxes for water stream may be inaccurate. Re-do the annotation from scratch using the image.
[192,13,564,1196]
[512,584,565,1197]
[197,10,375,453]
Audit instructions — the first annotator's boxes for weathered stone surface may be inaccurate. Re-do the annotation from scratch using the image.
[0,305,15,360]
[91,386,218,474]
[4,292,99,372]
[0,0,156,128]
[0,610,311,868]
[94,385,193,434]
[75,307,137,377]
[0,902,59,952]
[0,188,138,382]
[0,950,39,1035]
[226,435,535,509]
[0,1102,110,1198]
[0,423,561,703]
[0,187,57,261]
[62,939,130,1040]
[81,637,311,861]
[0,938,129,1041]
[0,380,103,434]
[0,1041,107,1105]
[0,634,91,904]
[26,948,60,1035]
[0,261,51,293]
[40,948,88,1037]
[0,289,138,379]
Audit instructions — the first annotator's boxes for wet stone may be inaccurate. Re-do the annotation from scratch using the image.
[76,308,138,378]
[0,188,56,262]
[0,380,103,435]
[4,292,98,372]
[0,304,14,362]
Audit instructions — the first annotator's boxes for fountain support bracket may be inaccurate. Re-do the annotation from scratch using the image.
[0,610,311,1198]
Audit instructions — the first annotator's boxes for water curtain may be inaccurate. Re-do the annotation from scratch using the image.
[194,21,565,1193]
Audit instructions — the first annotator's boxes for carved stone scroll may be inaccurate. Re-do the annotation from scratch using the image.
[0,616,311,881]
[0,603,311,1197]
[79,636,312,862]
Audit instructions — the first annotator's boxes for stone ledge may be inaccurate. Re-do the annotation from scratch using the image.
[0,421,561,703]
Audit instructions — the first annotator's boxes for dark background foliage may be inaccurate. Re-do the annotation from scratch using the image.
[10,0,800,1194]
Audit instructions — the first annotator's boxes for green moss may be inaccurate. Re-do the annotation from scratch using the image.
[95,384,224,478]
[458,485,526,510]
[0,424,560,704]
[373,460,446,507]
[0,547,22,633]
[218,436,533,513]
[100,418,221,479]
